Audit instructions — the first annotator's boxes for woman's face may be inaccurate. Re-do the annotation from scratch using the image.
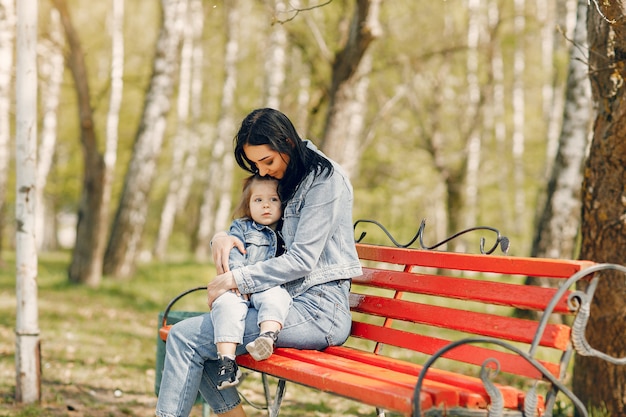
[243,144,290,180]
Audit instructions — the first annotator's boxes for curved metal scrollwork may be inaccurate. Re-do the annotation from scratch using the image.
[412,337,588,417]
[353,218,510,254]
[564,265,626,365]
[479,359,503,417]
[529,262,626,362]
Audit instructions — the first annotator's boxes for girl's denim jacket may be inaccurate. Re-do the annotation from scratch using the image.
[232,141,363,298]
[227,219,280,270]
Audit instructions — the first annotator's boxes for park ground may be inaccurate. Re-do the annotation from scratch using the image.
[0,252,379,417]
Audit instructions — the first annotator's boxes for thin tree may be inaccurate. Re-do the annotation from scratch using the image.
[0,0,15,256]
[463,0,482,241]
[100,0,125,264]
[195,0,240,261]
[264,0,288,109]
[320,0,382,178]
[153,0,197,260]
[511,0,527,238]
[15,0,41,403]
[104,0,185,277]
[52,0,107,287]
[573,1,626,414]
[36,8,64,250]
[528,0,591,271]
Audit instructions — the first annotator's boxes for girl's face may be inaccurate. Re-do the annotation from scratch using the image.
[243,144,290,179]
[248,181,282,227]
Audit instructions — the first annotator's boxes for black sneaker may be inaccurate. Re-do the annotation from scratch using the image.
[216,355,242,390]
[245,331,279,361]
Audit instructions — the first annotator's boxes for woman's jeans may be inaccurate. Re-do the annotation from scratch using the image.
[155,280,351,417]
[211,286,292,344]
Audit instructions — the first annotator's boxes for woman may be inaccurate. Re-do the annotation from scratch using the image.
[156,108,362,417]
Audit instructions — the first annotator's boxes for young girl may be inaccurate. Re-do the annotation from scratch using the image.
[157,108,361,417]
[211,174,291,390]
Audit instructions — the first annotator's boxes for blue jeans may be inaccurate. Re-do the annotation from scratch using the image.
[155,279,352,416]
[211,286,292,344]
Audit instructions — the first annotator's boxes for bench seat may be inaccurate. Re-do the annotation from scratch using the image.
[157,242,626,416]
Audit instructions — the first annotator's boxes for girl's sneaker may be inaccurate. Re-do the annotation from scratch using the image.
[216,354,242,390]
[245,331,279,361]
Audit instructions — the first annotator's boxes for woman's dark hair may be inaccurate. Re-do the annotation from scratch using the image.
[234,108,333,203]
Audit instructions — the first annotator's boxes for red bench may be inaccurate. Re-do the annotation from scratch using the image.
[158,242,626,416]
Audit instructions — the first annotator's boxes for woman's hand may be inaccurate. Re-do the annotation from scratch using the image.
[207,271,237,308]
[211,232,245,274]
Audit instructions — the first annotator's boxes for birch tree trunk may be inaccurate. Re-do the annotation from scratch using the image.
[320,0,382,178]
[511,0,526,237]
[486,0,509,229]
[463,0,482,240]
[573,2,626,414]
[53,0,107,287]
[264,0,287,109]
[530,0,590,261]
[36,8,64,251]
[519,0,591,322]
[100,0,124,262]
[0,0,15,255]
[154,0,197,260]
[195,0,239,261]
[15,0,41,402]
[104,0,184,277]
[542,0,577,173]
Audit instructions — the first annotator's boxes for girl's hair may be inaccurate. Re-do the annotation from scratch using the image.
[232,174,279,220]
[234,108,333,203]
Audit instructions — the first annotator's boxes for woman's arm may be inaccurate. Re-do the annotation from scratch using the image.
[211,231,246,274]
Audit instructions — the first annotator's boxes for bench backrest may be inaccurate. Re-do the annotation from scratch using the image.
[349,243,595,380]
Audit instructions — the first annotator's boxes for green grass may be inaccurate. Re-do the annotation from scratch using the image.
[0,252,609,417]
[0,252,385,417]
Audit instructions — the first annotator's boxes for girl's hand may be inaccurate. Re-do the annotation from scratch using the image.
[211,232,245,274]
[207,271,237,308]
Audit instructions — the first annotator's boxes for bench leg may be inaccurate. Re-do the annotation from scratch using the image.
[261,373,287,417]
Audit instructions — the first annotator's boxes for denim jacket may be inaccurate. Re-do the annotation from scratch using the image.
[232,141,363,298]
[227,218,280,270]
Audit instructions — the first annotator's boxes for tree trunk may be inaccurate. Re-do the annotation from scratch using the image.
[104,0,184,277]
[36,8,64,251]
[530,0,591,260]
[573,2,626,415]
[154,0,199,260]
[518,0,591,321]
[320,0,382,178]
[0,0,15,256]
[195,0,239,261]
[463,0,482,236]
[264,0,287,109]
[511,0,527,238]
[15,0,41,403]
[53,0,107,287]
[100,0,124,265]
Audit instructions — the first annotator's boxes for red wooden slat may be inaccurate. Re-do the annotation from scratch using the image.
[354,267,573,313]
[356,244,595,278]
[324,346,527,409]
[276,349,476,409]
[350,294,572,350]
[236,351,434,414]
[349,321,561,378]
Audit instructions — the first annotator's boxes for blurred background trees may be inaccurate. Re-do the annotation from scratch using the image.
[6,0,583,269]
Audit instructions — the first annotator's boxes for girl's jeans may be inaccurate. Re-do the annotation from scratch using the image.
[211,286,293,344]
[155,279,351,417]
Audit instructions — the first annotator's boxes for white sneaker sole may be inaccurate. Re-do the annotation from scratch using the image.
[245,336,274,361]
